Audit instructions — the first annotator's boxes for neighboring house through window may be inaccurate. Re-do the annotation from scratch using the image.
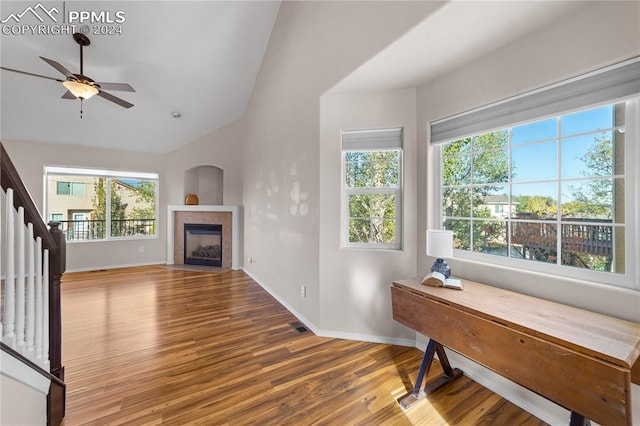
[342,128,403,249]
[45,166,159,241]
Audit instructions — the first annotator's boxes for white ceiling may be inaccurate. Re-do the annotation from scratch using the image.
[0,1,281,153]
[1,1,589,154]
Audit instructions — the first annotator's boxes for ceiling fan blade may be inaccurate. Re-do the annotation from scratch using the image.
[61,90,76,99]
[97,90,134,109]
[97,82,135,92]
[40,56,75,79]
[1,66,62,82]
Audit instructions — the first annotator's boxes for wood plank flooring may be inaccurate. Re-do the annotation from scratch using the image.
[60,265,547,425]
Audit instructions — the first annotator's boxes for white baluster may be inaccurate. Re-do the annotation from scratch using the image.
[35,237,44,363]
[43,249,50,370]
[3,188,16,347]
[0,187,3,340]
[15,206,26,353]
[25,223,35,356]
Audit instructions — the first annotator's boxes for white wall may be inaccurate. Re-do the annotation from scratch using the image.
[417,0,640,322]
[3,116,245,271]
[319,88,417,343]
[0,374,47,426]
[1,351,50,426]
[241,1,437,328]
[2,140,167,271]
[165,119,244,207]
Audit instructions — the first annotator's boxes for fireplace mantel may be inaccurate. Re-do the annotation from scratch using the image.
[167,205,242,270]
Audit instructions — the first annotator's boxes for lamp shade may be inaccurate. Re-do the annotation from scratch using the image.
[426,229,453,258]
[62,80,99,100]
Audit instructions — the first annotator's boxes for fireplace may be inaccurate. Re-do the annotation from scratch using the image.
[168,206,239,269]
[184,223,222,267]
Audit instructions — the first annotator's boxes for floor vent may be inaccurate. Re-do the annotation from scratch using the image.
[289,321,309,334]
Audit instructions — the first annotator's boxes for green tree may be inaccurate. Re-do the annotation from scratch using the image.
[515,195,557,218]
[566,135,613,219]
[563,134,617,271]
[90,178,126,238]
[346,151,399,244]
[442,131,510,248]
[129,180,157,219]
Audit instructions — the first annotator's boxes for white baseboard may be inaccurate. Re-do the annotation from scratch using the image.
[243,269,415,347]
[314,329,416,347]
[243,269,318,332]
[65,260,166,273]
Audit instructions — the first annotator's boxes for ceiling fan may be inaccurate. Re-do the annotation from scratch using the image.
[0,32,135,113]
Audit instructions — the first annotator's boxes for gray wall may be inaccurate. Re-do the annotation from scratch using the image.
[319,88,417,343]
[240,1,437,329]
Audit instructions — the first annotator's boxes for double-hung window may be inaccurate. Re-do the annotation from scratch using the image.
[342,128,403,249]
[431,58,639,289]
[45,166,159,242]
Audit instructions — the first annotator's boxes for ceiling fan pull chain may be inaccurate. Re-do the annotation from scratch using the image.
[80,98,83,119]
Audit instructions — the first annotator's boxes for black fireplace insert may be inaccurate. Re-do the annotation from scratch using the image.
[184,223,222,267]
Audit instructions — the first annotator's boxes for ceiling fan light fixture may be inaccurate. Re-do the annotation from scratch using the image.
[62,80,99,100]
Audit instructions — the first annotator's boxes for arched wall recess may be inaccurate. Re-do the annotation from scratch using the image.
[184,165,224,205]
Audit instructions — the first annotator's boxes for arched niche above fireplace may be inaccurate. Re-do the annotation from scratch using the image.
[184,165,223,205]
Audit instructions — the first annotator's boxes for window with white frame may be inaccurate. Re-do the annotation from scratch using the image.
[342,128,403,249]
[56,181,86,196]
[45,166,159,242]
[431,58,639,288]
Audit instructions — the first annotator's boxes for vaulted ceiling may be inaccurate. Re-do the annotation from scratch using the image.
[1,1,588,154]
[0,1,281,153]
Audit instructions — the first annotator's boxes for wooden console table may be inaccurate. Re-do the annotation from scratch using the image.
[391,278,640,426]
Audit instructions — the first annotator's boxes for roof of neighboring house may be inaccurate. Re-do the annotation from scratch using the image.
[481,195,517,205]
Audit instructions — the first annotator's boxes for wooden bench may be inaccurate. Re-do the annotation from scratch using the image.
[391,278,640,426]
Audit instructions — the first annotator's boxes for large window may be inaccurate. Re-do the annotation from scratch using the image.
[45,166,158,241]
[342,128,402,249]
[432,58,639,289]
[441,102,627,274]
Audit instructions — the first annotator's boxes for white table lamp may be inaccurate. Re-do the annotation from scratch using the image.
[426,229,454,278]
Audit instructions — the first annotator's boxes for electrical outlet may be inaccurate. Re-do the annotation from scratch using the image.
[138,246,144,253]
[300,285,307,299]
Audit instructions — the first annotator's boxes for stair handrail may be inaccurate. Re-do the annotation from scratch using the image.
[1,141,66,425]
[1,341,65,387]
[1,143,57,254]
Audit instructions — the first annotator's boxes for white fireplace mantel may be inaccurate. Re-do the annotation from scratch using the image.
[167,205,242,270]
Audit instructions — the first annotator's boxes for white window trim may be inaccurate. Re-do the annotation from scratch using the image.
[44,165,160,243]
[341,147,403,250]
[433,99,639,290]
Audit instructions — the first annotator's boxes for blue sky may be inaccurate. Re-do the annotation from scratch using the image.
[507,104,619,202]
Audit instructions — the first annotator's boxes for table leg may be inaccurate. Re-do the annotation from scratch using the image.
[398,339,463,410]
[569,411,591,426]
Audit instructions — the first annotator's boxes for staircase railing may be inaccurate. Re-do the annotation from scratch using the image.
[1,142,66,425]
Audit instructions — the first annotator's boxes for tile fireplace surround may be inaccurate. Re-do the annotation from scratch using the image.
[166,205,241,270]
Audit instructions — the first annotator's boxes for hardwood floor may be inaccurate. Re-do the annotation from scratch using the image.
[60,265,547,425]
